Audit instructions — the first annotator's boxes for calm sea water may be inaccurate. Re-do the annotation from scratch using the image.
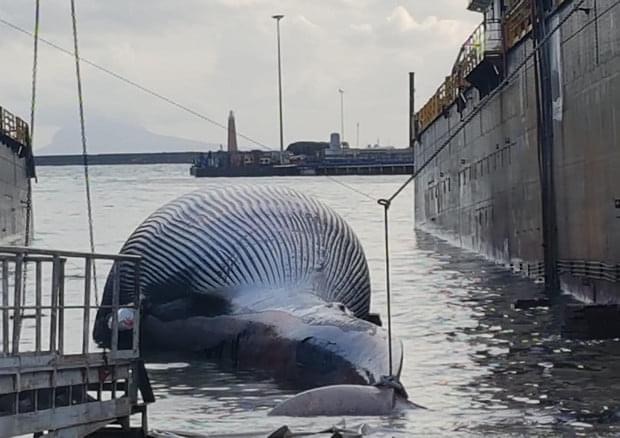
[30,164,620,437]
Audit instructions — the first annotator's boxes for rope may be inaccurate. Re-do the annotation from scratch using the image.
[19,0,40,317]
[70,0,98,300]
[377,198,393,376]
[328,178,375,201]
[25,0,39,249]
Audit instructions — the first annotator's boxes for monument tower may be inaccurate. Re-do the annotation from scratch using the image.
[227,110,238,153]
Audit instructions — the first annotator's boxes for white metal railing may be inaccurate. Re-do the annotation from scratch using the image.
[0,246,141,359]
[0,246,146,436]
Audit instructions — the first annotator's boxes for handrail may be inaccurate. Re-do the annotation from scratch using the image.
[0,246,142,359]
[415,21,486,133]
[0,105,30,148]
[0,245,141,262]
[414,0,538,136]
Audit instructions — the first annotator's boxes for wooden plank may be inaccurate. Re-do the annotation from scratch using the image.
[0,352,57,372]
[109,349,138,361]
[0,364,131,393]
[52,418,117,438]
[83,257,92,354]
[0,255,58,263]
[0,352,135,375]
[35,261,42,352]
[0,397,132,436]
[0,374,14,394]
[1,260,8,353]
[0,350,137,376]
[58,260,66,354]
[11,253,22,354]
[132,260,141,356]
[50,256,59,351]
[111,264,120,356]
[0,304,134,310]
[88,381,128,392]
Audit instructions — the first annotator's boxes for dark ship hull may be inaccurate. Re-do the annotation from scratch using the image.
[0,107,34,245]
[413,0,619,303]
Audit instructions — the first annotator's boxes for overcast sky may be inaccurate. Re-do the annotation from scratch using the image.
[0,1,480,152]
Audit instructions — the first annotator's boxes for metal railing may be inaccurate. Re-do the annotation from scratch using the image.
[505,0,533,49]
[414,0,573,135]
[0,107,30,149]
[0,246,146,436]
[417,14,507,133]
[0,246,141,359]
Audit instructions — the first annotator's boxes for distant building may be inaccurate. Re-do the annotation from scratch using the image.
[325,132,343,156]
[286,141,329,159]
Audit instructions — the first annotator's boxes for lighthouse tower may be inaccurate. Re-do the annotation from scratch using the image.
[227,110,238,153]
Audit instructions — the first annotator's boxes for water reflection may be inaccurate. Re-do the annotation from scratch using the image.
[31,166,620,436]
[414,232,620,436]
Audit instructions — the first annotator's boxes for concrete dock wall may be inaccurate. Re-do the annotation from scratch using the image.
[553,1,620,302]
[415,34,544,276]
[414,0,620,300]
[0,138,28,245]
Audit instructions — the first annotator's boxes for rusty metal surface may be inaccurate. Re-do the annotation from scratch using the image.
[0,139,29,246]
[413,0,620,301]
[0,107,29,149]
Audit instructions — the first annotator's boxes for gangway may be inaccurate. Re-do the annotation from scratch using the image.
[0,246,152,437]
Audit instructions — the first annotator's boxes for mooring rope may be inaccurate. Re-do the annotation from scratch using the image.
[377,198,394,375]
[19,0,41,318]
[70,0,98,300]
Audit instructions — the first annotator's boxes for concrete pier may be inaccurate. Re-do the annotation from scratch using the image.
[0,109,31,246]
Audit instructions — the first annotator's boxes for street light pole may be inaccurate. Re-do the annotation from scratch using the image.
[272,14,285,163]
[338,88,345,146]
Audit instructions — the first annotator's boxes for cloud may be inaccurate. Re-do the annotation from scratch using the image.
[363,5,476,49]
[0,1,481,151]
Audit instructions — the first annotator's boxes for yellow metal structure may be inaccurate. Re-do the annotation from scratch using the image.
[0,107,29,148]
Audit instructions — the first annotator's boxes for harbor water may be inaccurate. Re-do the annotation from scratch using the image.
[31,165,620,436]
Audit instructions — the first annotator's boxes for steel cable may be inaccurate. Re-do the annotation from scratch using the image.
[19,0,40,320]
[70,0,98,300]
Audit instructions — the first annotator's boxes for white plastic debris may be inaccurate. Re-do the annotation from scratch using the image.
[107,308,135,331]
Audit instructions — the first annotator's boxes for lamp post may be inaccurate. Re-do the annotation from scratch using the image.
[272,14,285,163]
[338,88,345,146]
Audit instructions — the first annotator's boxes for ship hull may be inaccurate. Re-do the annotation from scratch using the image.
[414,1,620,303]
[0,135,30,245]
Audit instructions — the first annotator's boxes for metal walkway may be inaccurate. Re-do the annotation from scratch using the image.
[0,246,151,437]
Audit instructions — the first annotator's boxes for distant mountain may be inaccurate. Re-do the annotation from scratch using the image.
[38,117,221,155]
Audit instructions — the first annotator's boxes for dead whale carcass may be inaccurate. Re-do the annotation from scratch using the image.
[94,185,403,387]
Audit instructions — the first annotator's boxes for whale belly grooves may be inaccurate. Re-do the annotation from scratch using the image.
[94,185,402,387]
